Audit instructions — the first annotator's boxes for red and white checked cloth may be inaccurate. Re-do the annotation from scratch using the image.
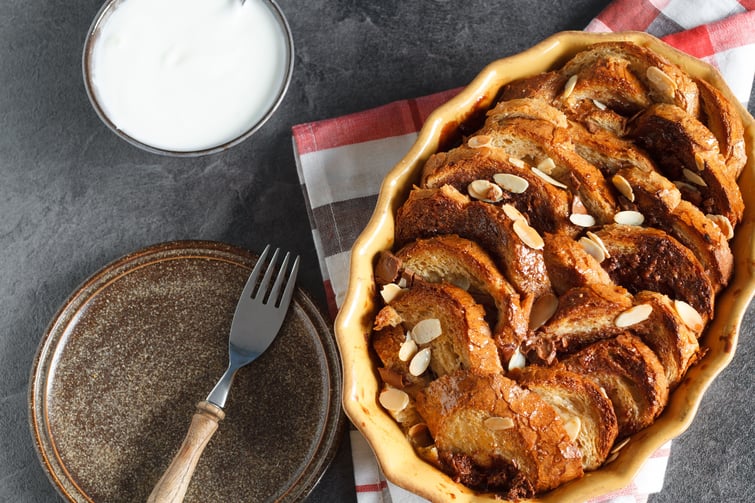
[293,1,755,502]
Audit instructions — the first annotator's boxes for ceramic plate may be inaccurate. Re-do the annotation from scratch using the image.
[30,240,343,502]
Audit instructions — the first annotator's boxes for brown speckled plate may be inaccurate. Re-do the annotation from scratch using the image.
[29,240,344,502]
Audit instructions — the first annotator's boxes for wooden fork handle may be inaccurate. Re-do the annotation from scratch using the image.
[147,401,225,503]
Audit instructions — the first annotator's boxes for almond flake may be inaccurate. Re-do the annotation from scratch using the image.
[467,134,491,148]
[674,299,704,333]
[562,74,578,99]
[571,195,588,215]
[592,99,607,110]
[494,173,529,194]
[508,157,526,169]
[508,347,527,371]
[579,236,606,263]
[484,416,516,431]
[380,283,404,304]
[379,387,409,412]
[398,332,418,362]
[706,213,734,239]
[683,168,707,187]
[611,174,635,202]
[537,157,557,175]
[502,203,526,222]
[562,416,581,442]
[468,179,504,202]
[613,210,645,226]
[532,166,568,189]
[615,304,653,328]
[569,213,596,227]
[529,293,559,330]
[409,347,432,376]
[513,218,545,250]
[586,231,611,259]
[610,436,631,455]
[411,318,443,344]
[646,66,677,100]
[694,152,706,171]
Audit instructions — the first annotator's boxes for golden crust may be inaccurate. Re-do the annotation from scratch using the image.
[416,370,583,498]
[543,231,613,295]
[696,77,747,179]
[560,333,669,438]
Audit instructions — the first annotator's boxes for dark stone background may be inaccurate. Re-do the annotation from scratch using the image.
[1,1,753,501]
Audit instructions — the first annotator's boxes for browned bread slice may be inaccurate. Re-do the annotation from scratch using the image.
[696,77,747,179]
[629,291,701,389]
[612,165,682,215]
[542,231,613,295]
[415,370,584,498]
[379,280,503,378]
[476,117,618,224]
[559,41,700,117]
[386,235,529,355]
[510,365,619,471]
[568,120,656,176]
[526,283,633,363]
[372,323,431,394]
[486,97,569,128]
[395,185,552,301]
[560,333,670,437]
[645,199,733,292]
[593,224,715,321]
[630,103,744,226]
[420,145,576,235]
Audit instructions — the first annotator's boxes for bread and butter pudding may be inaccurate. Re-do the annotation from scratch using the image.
[369,40,746,499]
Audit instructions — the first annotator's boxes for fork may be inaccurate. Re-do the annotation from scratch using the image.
[147,245,300,503]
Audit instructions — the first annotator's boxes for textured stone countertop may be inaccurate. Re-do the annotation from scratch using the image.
[1,1,754,502]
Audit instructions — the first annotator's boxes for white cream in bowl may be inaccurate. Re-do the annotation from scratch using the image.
[84,0,293,155]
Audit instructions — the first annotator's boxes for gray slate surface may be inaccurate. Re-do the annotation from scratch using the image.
[1,0,753,502]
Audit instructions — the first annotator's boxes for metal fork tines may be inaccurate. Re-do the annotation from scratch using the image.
[206,245,300,409]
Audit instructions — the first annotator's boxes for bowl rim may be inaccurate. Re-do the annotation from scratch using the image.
[335,30,755,503]
[81,0,295,157]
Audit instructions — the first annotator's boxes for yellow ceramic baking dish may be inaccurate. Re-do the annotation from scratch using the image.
[335,30,755,502]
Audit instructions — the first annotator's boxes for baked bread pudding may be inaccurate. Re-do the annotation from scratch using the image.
[369,41,745,500]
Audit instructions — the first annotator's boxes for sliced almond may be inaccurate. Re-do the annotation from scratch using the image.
[467,134,491,148]
[611,174,635,202]
[562,416,581,442]
[537,157,557,175]
[615,304,653,328]
[502,203,526,222]
[468,179,504,203]
[513,218,545,250]
[379,387,409,412]
[494,173,529,194]
[578,236,606,263]
[409,347,432,376]
[571,195,588,215]
[646,66,677,100]
[706,213,734,239]
[380,283,404,304]
[529,292,559,330]
[674,299,705,332]
[508,157,526,169]
[683,168,707,187]
[562,74,578,99]
[613,210,645,226]
[586,231,610,259]
[610,436,631,455]
[411,318,443,344]
[569,213,596,227]
[507,347,527,371]
[592,99,607,110]
[532,166,568,189]
[398,332,418,362]
[694,152,706,171]
[484,416,516,431]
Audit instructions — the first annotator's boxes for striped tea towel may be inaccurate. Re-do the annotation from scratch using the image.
[293,1,755,502]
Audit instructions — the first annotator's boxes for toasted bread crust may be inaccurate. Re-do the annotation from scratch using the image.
[696,77,746,179]
[561,333,669,437]
[416,371,583,497]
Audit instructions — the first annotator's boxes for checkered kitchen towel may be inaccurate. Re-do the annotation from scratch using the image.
[293,1,755,502]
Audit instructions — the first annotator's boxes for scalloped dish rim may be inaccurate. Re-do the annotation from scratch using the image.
[335,30,755,503]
